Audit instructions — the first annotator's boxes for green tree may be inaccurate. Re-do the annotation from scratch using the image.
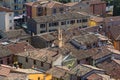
[113,0,120,16]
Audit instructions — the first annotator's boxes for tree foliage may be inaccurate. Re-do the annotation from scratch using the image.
[113,0,120,16]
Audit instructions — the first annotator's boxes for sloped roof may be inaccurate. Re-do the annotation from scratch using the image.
[25,0,67,8]
[97,58,120,79]
[65,2,78,7]
[46,66,70,78]
[0,7,13,12]
[32,12,87,23]
[0,45,12,58]
[109,25,120,40]
[0,65,11,76]
[6,42,35,54]
[70,64,104,77]
[15,48,61,64]
[5,29,30,39]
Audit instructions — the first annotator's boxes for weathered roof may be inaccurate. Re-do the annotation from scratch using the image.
[104,16,120,22]
[0,45,12,58]
[70,64,104,77]
[0,65,11,76]
[6,41,35,54]
[25,0,67,8]
[37,32,56,41]
[109,25,120,40]
[97,58,120,79]
[32,12,87,23]
[87,73,102,80]
[71,33,98,45]
[15,48,61,64]
[0,6,13,12]
[5,29,30,39]
[65,2,78,7]
[46,66,70,78]
[12,69,42,74]
[90,16,104,23]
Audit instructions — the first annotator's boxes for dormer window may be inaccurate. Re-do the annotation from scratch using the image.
[52,8,56,14]
[59,7,64,13]
[86,2,89,4]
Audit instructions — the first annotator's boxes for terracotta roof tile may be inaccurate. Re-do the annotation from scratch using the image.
[0,65,11,76]
[65,2,78,7]
[6,42,35,54]
[87,73,102,80]
[15,48,62,63]
[0,7,13,12]
[70,64,104,77]
[97,59,120,79]
[25,0,67,8]
[109,25,120,40]
[46,66,70,78]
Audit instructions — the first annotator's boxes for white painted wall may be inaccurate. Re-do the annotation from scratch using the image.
[0,12,14,31]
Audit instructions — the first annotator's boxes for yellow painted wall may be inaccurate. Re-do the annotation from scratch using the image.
[89,20,97,27]
[113,40,120,51]
[28,73,52,80]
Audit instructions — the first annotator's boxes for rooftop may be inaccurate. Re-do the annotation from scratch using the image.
[97,58,120,79]
[25,0,67,8]
[46,66,70,79]
[15,48,61,63]
[0,65,11,76]
[32,12,88,23]
[70,64,104,77]
[108,25,120,40]
[5,41,35,54]
[0,6,13,12]
[12,69,42,74]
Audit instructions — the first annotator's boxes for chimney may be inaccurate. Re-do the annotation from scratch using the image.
[58,27,63,48]
[24,46,27,52]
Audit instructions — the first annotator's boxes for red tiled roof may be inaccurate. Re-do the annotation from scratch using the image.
[6,42,35,54]
[65,2,78,7]
[0,7,13,12]
[97,59,120,79]
[87,73,102,80]
[109,25,120,40]
[25,0,67,8]
[0,65,11,76]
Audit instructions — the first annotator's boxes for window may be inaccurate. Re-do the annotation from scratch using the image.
[38,77,40,80]
[41,62,44,67]
[9,27,12,30]
[67,21,69,24]
[77,19,81,23]
[70,20,75,24]
[82,19,88,22]
[33,60,36,65]
[26,57,28,62]
[86,2,89,4]
[49,29,57,32]
[7,58,10,65]
[37,7,43,16]
[82,25,87,28]
[0,60,3,64]
[9,14,12,16]
[40,24,45,28]
[40,30,46,33]
[59,7,64,13]
[49,22,59,27]
[52,8,56,14]
[61,21,66,25]
[9,20,12,23]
